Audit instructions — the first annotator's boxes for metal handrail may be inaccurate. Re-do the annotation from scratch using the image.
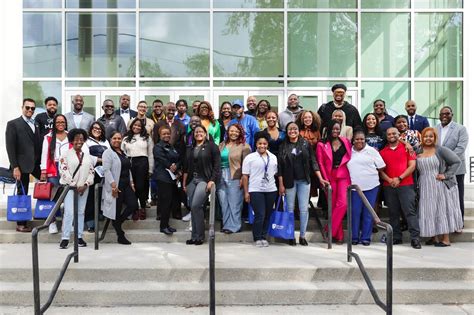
[469,156,473,183]
[32,185,82,315]
[309,184,332,249]
[93,182,110,250]
[346,185,393,315]
[208,183,216,315]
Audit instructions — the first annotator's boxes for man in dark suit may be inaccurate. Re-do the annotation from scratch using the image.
[405,100,429,133]
[6,98,42,232]
[436,106,469,224]
[115,94,137,126]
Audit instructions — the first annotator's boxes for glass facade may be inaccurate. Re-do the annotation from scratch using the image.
[22,1,464,123]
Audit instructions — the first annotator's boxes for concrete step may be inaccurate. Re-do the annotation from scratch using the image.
[0,228,472,244]
[3,304,474,315]
[1,280,473,306]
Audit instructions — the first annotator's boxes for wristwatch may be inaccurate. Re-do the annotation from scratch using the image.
[398,176,403,181]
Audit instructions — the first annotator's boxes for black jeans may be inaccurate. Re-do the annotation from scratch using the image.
[456,174,465,222]
[250,191,278,241]
[157,180,178,230]
[383,185,420,241]
[113,184,139,236]
[130,156,149,209]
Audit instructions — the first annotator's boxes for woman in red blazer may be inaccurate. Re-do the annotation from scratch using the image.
[316,119,352,243]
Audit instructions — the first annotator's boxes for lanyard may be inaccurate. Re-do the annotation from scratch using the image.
[259,153,270,180]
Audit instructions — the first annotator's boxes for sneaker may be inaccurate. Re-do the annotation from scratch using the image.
[255,240,264,247]
[49,222,58,234]
[59,240,69,249]
[261,240,269,247]
[77,238,87,247]
[182,212,191,222]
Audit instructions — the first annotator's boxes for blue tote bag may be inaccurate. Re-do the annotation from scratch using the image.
[248,204,255,224]
[7,182,32,222]
[34,199,57,219]
[268,196,295,240]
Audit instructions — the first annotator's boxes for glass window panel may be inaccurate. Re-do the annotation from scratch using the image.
[140,13,210,77]
[65,81,135,87]
[23,13,61,77]
[415,81,462,125]
[214,0,283,8]
[361,81,410,118]
[287,81,357,87]
[415,0,463,9]
[23,81,62,114]
[288,0,356,8]
[66,13,136,77]
[67,94,97,117]
[218,95,245,108]
[66,0,135,8]
[140,0,209,8]
[288,13,357,77]
[361,13,410,77]
[140,81,209,87]
[23,0,61,8]
[214,12,284,77]
[298,96,319,111]
[213,81,283,87]
[415,13,462,78]
[361,0,409,8]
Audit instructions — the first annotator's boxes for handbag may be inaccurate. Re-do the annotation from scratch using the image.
[267,196,295,240]
[7,182,32,222]
[33,182,53,200]
[34,199,58,219]
[248,204,255,224]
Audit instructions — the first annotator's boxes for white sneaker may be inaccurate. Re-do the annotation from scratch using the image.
[182,212,191,222]
[261,240,269,247]
[49,222,58,234]
[255,240,263,247]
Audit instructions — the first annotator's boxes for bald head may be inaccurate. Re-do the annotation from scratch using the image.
[405,100,417,116]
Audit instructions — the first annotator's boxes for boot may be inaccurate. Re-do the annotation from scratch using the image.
[118,234,131,245]
[132,210,139,222]
[139,208,146,220]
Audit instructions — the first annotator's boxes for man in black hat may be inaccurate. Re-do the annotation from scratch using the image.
[318,84,362,132]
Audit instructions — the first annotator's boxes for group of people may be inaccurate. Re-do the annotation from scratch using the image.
[5,83,468,250]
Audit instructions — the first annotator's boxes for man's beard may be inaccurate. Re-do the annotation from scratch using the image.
[47,109,57,116]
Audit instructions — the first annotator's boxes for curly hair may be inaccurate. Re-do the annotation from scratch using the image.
[125,118,148,142]
[67,128,88,143]
[198,101,216,124]
[296,110,321,132]
[421,127,438,146]
[225,123,246,145]
[88,121,106,142]
[362,113,383,137]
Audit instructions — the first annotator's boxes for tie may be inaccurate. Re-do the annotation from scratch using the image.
[410,116,414,130]
[121,109,129,114]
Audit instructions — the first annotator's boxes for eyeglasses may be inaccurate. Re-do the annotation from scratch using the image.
[25,106,35,111]
[92,127,102,132]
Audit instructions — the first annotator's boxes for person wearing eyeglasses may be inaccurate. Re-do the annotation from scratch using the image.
[5,98,42,232]
[97,99,127,139]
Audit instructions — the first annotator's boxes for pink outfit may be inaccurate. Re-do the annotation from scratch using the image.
[316,137,352,241]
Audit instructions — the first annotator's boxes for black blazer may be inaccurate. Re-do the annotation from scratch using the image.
[115,109,138,119]
[152,120,186,159]
[184,140,221,185]
[5,116,41,175]
[277,137,319,189]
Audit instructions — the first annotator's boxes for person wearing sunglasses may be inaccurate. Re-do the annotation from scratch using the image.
[6,98,42,232]
[97,99,127,139]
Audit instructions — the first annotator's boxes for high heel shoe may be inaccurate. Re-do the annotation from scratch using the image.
[288,239,297,246]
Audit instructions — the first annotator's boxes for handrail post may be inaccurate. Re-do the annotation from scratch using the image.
[347,187,352,262]
[327,185,332,249]
[73,189,79,263]
[208,183,216,315]
[386,224,393,315]
[94,183,99,250]
[32,229,40,315]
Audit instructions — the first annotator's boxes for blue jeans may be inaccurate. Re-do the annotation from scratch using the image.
[61,188,88,240]
[285,180,310,238]
[217,168,243,232]
[351,186,379,242]
[250,191,277,241]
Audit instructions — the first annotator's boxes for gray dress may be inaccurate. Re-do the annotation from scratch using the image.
[417,155,463,237]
